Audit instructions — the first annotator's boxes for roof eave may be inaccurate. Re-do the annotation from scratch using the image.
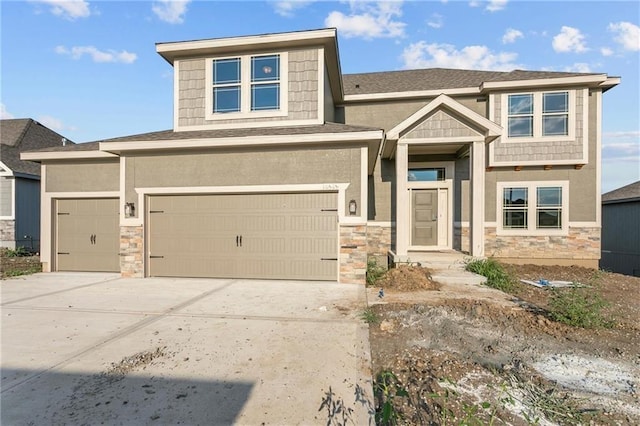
[480,74,609,92]
[20,151,117,162]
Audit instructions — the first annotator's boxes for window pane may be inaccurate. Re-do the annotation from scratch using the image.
[504,210,528,228]
[508,94,533,115]
[252,55,279,82]
[508,116,533,137]
[537,187,562,206]
[408,168,445,181]
[251,83,279,110]
[213,86,240,113]
[538,209,562,228]
[214,58,240,84]
[503,188,528,207]
[543,92,568,113]
[543,115,568,136]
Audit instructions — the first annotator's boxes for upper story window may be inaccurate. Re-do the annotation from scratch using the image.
[206,52,288,120]
[504,91,573,141]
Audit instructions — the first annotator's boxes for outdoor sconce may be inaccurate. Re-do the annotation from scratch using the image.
[348,199,357,216]
[124,202,135,218]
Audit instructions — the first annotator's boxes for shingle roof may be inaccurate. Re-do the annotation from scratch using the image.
[343,68,604,95]
[27,122,381,153]
[602,181,640,203]
[1,119,74,175]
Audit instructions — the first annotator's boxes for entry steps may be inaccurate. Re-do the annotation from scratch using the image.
[403,251,487,286]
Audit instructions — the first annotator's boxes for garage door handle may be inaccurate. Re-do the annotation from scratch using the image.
[150,255,164,259]
[321,258,338,261]
[321,208,338,212]
[239,235,242,247]
[236,235,239,247]
[57,252,70,255]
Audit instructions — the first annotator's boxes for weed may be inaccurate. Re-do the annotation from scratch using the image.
[548,286,612,328]
[2,246,30,257]
[374,370,408,425]
[3,267,41,277]
[360,308,379,324]
[318,386,355,426]
[465,258,515,293]
[366,257,386,286]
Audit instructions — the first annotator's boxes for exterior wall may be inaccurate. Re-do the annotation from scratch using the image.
[0,219,15,249]
[324,67,335,123]
[340,224,366,284]
[366,224,392,255]
[601,201,640,276]
[453,224,470,253]
[177,48,319,128]
[120,226,144,278]
[15,177,40,251]
[125,145,362,218]
[367,159,394,221]
[45,160,120,192]
[490,88,588,164]
[405,110,480,139]
[0,176,12,216]
[485,226,600,266]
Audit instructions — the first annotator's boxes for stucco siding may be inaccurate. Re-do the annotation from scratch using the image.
[126,145,361,217]
[177,48,319,128]
[368,159,394,221]
[45,160,120,192]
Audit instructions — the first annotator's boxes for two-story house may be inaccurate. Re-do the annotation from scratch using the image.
[22,28,619,284]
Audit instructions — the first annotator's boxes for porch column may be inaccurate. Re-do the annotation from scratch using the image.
[470,140,485,257]
[395,142,409,256]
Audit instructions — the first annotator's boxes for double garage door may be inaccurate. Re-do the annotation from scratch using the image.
[148,193,338,280]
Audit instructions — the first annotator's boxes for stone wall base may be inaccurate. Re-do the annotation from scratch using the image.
[485,226,600,264]
[340,224,367,284]
[120,226,144,278]
[0,219,16,249]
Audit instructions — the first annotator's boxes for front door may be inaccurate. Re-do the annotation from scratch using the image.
[412,189,438,246]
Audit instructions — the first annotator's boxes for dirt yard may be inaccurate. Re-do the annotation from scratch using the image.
[367,264,640,425]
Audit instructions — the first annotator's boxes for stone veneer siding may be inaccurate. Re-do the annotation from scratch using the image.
[120,226,144,278]
[0,219,15,248]
[366,225,392,256]
[340,224,367,284]
[484,227,600,261]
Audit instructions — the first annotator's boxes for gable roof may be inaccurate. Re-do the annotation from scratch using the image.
[602,181,640,204]
[1,119,74,176]
[343,68,618,97]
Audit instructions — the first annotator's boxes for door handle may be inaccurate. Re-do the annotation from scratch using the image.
[239,235,242,247]
[90,234,96,244]
[236,235,239,247]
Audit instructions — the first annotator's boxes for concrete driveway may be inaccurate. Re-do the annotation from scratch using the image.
[1,273,374,425]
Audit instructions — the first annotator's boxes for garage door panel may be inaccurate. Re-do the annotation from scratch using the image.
[148,193,338,280]
[56,198,119,272]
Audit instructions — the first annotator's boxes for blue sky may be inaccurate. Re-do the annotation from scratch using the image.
[1,0,638,192]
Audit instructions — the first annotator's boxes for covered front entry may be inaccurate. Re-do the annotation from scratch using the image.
[147,192,338,280]
[55,198,120,272]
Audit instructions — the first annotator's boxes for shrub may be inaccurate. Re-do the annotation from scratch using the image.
[465,258,515,293]
[549,286,612,328]
[360,307,380,324]
[366,257,387,286]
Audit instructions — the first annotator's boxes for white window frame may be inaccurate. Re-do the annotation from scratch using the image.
[497,181,569,236]
[501,90,575,143]
[205,52,288,121]
[0,175,15,219]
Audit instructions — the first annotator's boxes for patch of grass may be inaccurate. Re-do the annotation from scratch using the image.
[374,370,408,425]
[548,286,613,329]
[360,307,380,324]
[366,257,387,286]
[465,258,515,293]
[3,267,41,278]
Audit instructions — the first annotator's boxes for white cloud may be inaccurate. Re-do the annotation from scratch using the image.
[1,103,15,119]
[402,41,520,71]
[427,13,443,29]
[486,0,508,12]
[152,0,190,24]
[602,131,640,161]
[601,47,614,57]
[324,1,406,39]
[552,26,588,53]
[469,0,507,12]
[37,115,65,132]
[608,21,640,51]
[502,28,523,44]
[273,0,315,17]
[55,45,137,64]
[564,63,591,73]
[30,0,90,20]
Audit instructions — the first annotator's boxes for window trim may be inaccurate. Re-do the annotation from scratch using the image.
[501,90,575,143]
[205,52,288,121]
[496,181,569,236]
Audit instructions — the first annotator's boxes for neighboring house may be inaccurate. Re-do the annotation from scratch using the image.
[1,119,73,251]
[22,28,619,283]
[601,181,640,277]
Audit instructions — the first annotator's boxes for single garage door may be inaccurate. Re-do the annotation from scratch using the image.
[147,193,338,280]
[55,198,120,272]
